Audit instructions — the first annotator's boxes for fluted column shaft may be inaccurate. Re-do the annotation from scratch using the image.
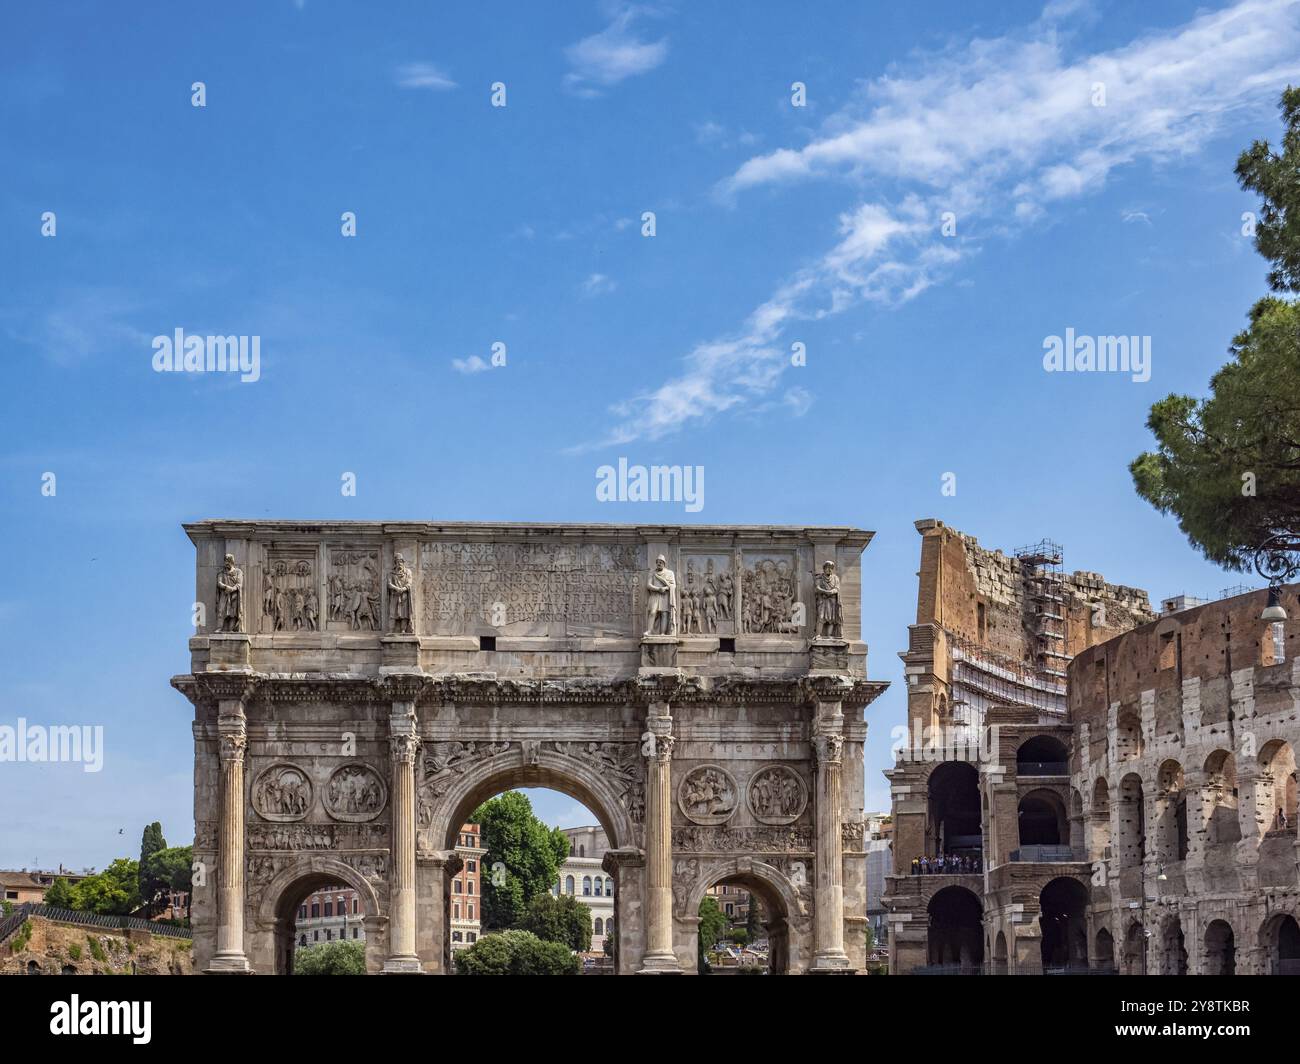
[383,701,422,973]
[639,704,680,972]
[811,700,852,972]
[209,703,251,973]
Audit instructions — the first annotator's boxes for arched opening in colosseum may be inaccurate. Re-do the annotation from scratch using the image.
[1117,773,1146,869]
[1258,739,1298,833]
[1261,913,1300,975]
[1160,915,1187,975]
[1039,877,1088,970]
[1016,735,1068,776]
[1094,926,1114,972]
[1017,788,1067,849]
[1155,760,1188,862]
[1090,778,1111,859]
[992,930,1008,974]
[926,886,983,970]
[1115,709,1143,762]
[1203,750,1240,845]
[1122,921,1147,975]
[927,762,982,859]
[1204,920,1236,975]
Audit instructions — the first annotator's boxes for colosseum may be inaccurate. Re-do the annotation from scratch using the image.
[885,518,1300,975]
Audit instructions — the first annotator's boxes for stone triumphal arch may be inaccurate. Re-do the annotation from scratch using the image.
[173,521,886,973]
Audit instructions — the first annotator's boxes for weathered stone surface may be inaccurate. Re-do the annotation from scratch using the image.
[174,521,887,974]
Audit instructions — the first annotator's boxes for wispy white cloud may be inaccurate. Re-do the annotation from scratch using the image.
[5,287,152,368]
[395,62,457,91]
[452,355,490,374]
[581,272,617,297]
[564,3,668,96]
[581,0,1300,448]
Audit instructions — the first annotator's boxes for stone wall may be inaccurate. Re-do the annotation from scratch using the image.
[1070,584,1300,974]
[2,918,193,976]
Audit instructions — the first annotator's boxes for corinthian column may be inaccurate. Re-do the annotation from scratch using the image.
[639,703,680,973]
[382,702,423,974]
[811,701,853,973]
[208,703,251,973]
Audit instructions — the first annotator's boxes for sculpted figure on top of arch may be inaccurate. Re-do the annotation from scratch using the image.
[216,554,244,633]
[815,561,843,639]
[645,555,677,635]
[388,553,414,634]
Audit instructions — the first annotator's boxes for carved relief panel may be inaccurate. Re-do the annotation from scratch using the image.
[326,548,382,632]
[740,552,805,634]
[679,553,736,635]
[552,741,646,823]
[747,765,808,825]
[251,763,312,822]
[261,550,318,633]
[678,764,739,825]
[324,763,387,822]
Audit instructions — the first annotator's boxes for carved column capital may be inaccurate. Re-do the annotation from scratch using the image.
[218,730,248,763]
[812,731,844,767]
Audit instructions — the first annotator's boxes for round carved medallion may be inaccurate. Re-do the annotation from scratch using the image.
[324,763,388,822]
[677,764,739,825]
[747,765,807,825]
[252,763,312,822]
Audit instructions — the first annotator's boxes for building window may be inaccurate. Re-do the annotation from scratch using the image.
[299,905,307,919]
[453,904,460,919]
[299,935,307,946]
[594,879,603,896]
[467,881,474,895]
[313,930,320,942]
[468,905,474,920]
[324,902,333,917]
[594,918,604,935]
[352,928,358,939]
[452,932,462,943]
[467,933,476,943]
[566,876,575,895]
[352,899,358,914]
[583,876,592,896]
[606,878,613,895]
[467,860,476,873]
[453,880,462,894]
[311,903,320,918]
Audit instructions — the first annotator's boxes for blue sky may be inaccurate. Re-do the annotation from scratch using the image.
[3,0,1299,869]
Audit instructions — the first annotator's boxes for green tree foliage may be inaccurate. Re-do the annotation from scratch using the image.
[1131,298,1300,569]
[472,792,569,931]
[697,896,729,972]
[43,877,76,909]
[521,891,592,952]
[1235,87,1300,294]
[453,930,579,975]
[138,823,166,916]
[72,859,142,916]
[1133,90,1300,566]
[144,845,193,920]
[294,940,367,975]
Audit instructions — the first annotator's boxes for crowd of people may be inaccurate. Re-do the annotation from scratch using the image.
[910,854,982,875]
